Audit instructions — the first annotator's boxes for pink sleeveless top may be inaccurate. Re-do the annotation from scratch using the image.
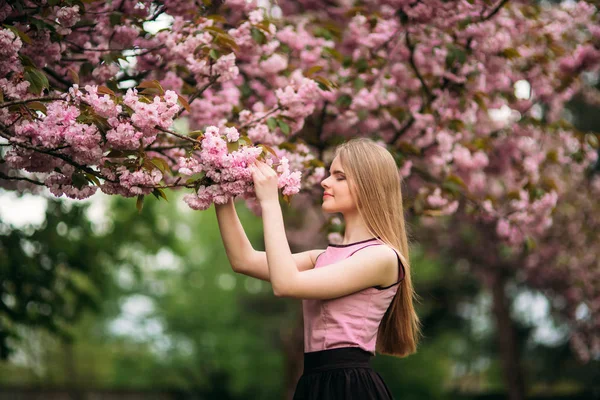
[302,237,405,355]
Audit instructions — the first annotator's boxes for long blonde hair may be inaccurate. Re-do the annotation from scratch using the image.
[334,137,422,357]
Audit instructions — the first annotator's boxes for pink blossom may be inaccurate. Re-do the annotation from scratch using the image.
[223,126,240,142]
[55,6,80,28]
[260,53,288,74]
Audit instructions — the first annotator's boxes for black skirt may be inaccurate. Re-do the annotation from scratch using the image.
[293,347,395,400]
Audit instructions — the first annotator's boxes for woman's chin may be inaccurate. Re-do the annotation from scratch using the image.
[321,202,336,212]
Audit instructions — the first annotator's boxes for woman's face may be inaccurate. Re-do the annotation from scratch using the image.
[321,156,355,213]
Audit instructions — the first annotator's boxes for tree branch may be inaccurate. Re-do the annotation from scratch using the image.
[174,75,220,120]
[406,31,432,101]
[43,67,74,89]
[0,171,45,186]
[0,97,67,109]
[239,105,283,131]
[481,0,510,22]
[0,125,115,183]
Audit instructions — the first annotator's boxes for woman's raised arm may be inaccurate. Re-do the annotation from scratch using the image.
[214,198,324,282]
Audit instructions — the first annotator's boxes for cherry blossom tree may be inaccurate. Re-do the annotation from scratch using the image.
[522,175,600,365]
[1,0,597,234]
[1,0,600,397]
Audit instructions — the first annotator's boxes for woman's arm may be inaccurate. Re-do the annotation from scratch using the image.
[214,198,324,282]
[259,199,399,299]
[247,160,399,298]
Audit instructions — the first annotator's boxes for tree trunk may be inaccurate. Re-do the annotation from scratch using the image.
[282,310,304,400]
[490,270,526,400]
[63,339,83,400]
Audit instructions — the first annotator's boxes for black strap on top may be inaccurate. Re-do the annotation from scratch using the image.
[374,248,405,290]
[346,243,405,291]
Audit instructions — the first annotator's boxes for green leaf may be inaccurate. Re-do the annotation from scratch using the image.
[136,195,144,213]
[185,171,206,184]
[149,157,170,174]
[355,58,369,73]
[322,47,343,62]
[214,33,240,52]
[188,130,204,141]
[250,27,266,45]
[254,21,272,34]
[449,119,465,131]
[501,48,521,59]
[137,79,165,95]
[313,27,334,41]
[209,49,219,60]
[305,65,323,77]
[71,172,89,190]
[313,76,334,90]
[353,78,365,91]
[177,94,191,113]
[524,236,537,252]
[457,17,472,30]
[84,173,101,186]
[397,141,421,155]
[585,133,599,149]
[80,62,94,77]
[442,181,461,194]
[335,94,353,108]
[446,174,467,190]
[97,85,116,97]
[24,67,49,95]
[152,188,168,202]
[206,14,227,23]
[276,119,290,135]
[67,67,80,85]
[27,101,47,114]
[259,144,278,158]
[18,54,38,69]
[227,140,240,152]
[389,107,408,122]
[266,117,277,131]
[204,25,227,35]
[109,12,122,26]
[473,91,488,112]
[446,45,467,68]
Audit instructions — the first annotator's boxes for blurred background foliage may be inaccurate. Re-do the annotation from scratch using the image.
[1,189,598,399]
[1,75,599,397]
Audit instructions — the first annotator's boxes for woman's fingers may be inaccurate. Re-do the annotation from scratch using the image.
[251,159,277,179]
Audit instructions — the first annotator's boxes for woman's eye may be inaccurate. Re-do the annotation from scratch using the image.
[336,178,345,181]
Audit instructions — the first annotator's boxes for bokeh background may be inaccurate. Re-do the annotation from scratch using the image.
[1,134,599,400]
[1,0,600,399]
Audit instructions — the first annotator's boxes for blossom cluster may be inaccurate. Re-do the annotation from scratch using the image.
[0,0,598,244]
[180,125,302,210]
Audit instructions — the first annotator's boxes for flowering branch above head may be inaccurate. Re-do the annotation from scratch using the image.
[0,0,598,243]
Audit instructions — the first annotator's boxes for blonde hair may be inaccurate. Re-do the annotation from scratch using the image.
[334,137,422,357]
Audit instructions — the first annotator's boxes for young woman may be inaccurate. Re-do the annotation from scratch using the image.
[214,137,421,399]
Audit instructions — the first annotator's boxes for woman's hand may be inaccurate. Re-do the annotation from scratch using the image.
[249,159,279,206]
